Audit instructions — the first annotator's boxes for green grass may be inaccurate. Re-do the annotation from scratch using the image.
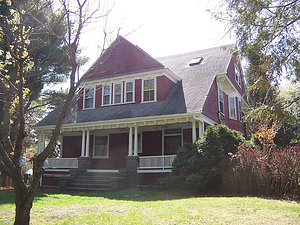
[1,188,300,224]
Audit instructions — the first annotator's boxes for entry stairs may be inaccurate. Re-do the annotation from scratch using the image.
[66,171,122,191]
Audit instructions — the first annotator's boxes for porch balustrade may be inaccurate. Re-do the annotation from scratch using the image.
[44,158,78,169]
[138,155,176,169]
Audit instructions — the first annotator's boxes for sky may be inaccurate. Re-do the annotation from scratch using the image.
[79,0,234,71]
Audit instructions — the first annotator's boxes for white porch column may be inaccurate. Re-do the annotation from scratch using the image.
[41,132,46,151]
[198,121,204,139]
[128,127,133,156]
[37,132,42,154]
[81,130,86,157]
[192,120,197,143]
[85,130,90,157]
[134,126,138,156]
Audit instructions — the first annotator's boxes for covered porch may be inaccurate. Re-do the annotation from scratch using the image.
[36,113,215,186]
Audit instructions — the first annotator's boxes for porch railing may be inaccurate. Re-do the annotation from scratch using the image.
[138,155,176,169]
[44,158,78,169]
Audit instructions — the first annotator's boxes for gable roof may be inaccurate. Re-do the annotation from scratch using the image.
[157,45,235,113]
[84,36,165,81]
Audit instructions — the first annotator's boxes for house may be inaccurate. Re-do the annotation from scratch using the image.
[34,36,248,190]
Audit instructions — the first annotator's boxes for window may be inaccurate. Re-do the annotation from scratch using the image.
[229,97,237,119]
[125,81,134,103]
[238,101,242,122]
[164,129,182,155]
[143,78,155,102]
[94,136,108,158]
[102,85,111,105]
[218,88,224,114]
[114,83,122,104]
[84,87,94,109]
[235,65,242,87]
[189,57,204,66]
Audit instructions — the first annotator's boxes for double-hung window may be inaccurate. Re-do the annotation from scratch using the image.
[218,88,224,114]
[102,85,111,105]
[235,65,242,87]
[94,136,108,158]
[114,83,122,104]
[125,81,134,103]
[143,78,155,102]
[84,87,94,109]
[229,97,237,119]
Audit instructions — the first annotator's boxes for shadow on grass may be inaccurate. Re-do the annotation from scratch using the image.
[35,187,193,202]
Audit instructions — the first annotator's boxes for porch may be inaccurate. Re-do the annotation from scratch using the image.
[43,155,177,170]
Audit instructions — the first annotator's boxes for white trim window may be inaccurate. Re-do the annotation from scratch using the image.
[94,136,109,158]
[143,78,155,102]
[113,83,122,104]
[102,85,111,105]
[229,97,237,119]
[84,87,95,109]
[218,88,224,115]
[125,81,134,103]
[235,64,242,87]
[238,100,242,122]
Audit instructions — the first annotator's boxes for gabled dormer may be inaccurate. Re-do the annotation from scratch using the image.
[78,36,181,111]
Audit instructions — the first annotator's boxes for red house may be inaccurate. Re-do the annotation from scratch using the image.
[35,36,248,190]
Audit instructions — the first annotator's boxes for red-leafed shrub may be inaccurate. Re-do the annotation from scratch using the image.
[228,120,300,199]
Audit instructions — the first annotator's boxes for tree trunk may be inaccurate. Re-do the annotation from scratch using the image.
[14,186,33,225]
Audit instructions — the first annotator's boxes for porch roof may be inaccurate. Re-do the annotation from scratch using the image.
[35,81,187,128]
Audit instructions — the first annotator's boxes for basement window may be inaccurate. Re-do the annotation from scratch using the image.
[189,57,204,66]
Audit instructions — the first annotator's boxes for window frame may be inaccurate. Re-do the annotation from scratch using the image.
[218,88,224,115]
[142,78,156,102]
[229,96,237,119]
[235,64,242,87]
[113,83,123,105]
[93,135,109,158]
[102,84,111,106]
[125,81,135,103]
[163,129,183,155]
[238,100,243,122]
[83,86,95,109]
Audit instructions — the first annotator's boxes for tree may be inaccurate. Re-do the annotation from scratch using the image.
[0,0,112,224]
[213,0,300,133]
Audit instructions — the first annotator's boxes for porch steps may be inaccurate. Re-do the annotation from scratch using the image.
[66,171,121,191]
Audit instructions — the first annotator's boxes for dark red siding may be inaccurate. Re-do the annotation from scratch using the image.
[227,56,247,102]
[202,79,220,123]
[183,129,192,143]
[135,79,142,104]
[91,133,128,169]
[140,131,162,156]
[95,85,102,108]
[62,136,81,158]
[157,75,176,101]
[77,88,83,110]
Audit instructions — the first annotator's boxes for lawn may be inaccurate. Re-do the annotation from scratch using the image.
[0,188,300,224]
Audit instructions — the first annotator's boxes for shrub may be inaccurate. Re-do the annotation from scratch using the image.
[156,125,244,193]
[228,120,300,199]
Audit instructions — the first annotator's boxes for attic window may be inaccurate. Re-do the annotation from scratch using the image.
[189,57,204,66]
